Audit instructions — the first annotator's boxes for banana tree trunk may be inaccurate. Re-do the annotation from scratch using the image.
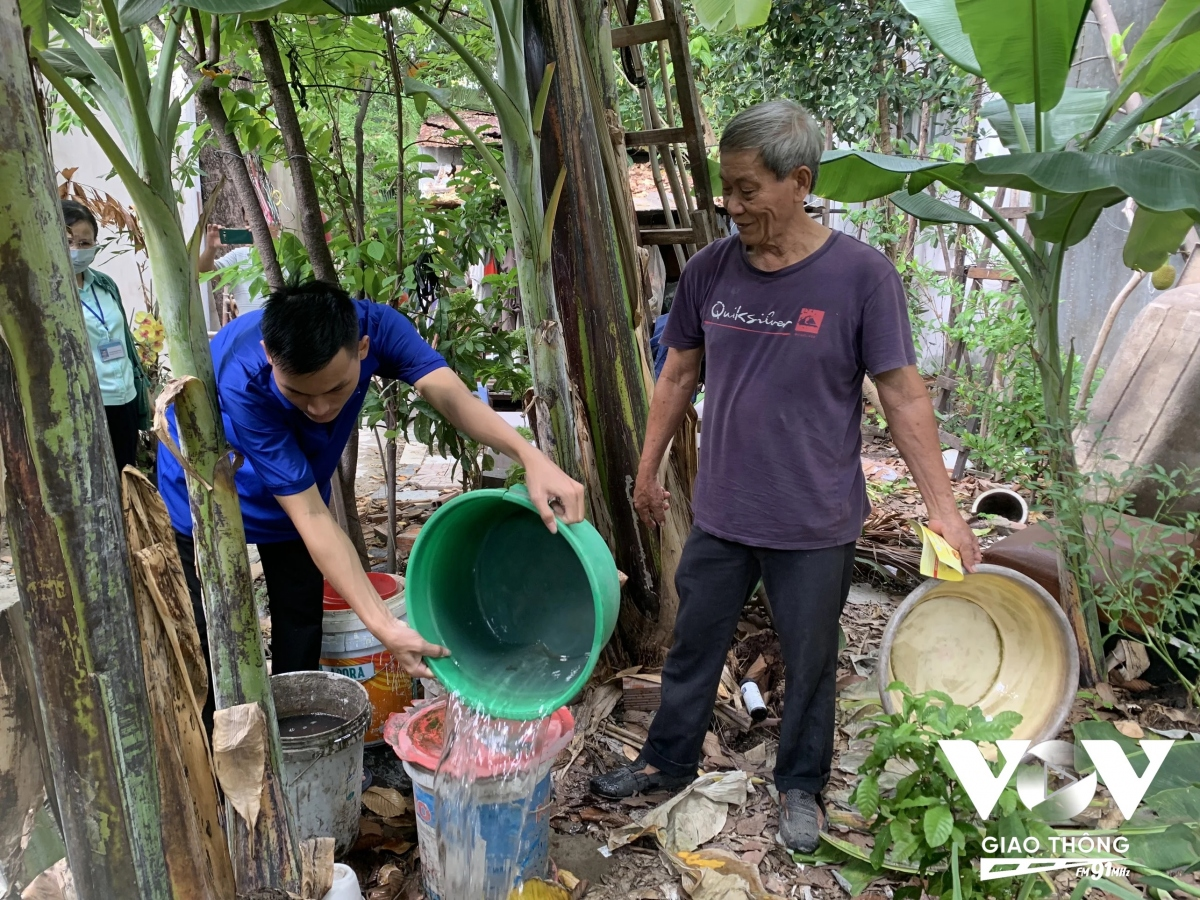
[510,220,586,481]
[136,78,303,900]
[0,605,49,897]
[159,378,302,892]
[523,0,665,637]
[0,7,171,893]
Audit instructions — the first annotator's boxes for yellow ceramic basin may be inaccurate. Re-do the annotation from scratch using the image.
[878,565,1079,742]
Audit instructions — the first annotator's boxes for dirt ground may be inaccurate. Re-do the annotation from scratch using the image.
[5,426,1197,899]
[339,430,1200,900]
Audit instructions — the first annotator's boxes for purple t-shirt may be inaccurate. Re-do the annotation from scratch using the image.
[662,232,915,549]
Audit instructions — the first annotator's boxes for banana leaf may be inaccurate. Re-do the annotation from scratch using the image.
[693,0,769,33]
[1122,0,1200,99]
[954,0,1090,110]
[966,148,1200,215]
[173,0,409,19]
[1124,823,1200,874]
[20,0,78,49]
[815,149,958,203]
[1092,69,1200,153]
[44,12,142,167]
[1073,719,1200,792]
[888,187,987,227]
[898,0,980,74]
[1123,206,1197,271]
[38,43,120,79]
[1101,4,1200,132]
[982,88,1109,153]
[1028,187,1126,247]
[116,0,163,27]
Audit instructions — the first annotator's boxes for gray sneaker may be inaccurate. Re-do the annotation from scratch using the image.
[778,789,825,853]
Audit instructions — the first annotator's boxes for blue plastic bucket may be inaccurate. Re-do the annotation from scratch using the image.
[402,758,554,899]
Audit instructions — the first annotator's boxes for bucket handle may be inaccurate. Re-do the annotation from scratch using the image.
[286,730,362,784]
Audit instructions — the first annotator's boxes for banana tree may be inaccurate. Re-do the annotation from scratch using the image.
[405,1,586,483]
[816,0,1200,681]
[30,0,309,888]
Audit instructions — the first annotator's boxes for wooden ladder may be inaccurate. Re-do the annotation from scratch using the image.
[612,0,719,257]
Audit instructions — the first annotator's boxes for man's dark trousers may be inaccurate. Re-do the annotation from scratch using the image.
[640,526,855,794]
[175,532,324,731]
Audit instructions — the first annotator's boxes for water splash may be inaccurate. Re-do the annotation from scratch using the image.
[432,694,557,899]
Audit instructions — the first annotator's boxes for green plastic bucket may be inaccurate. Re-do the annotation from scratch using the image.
[405,486,620,719]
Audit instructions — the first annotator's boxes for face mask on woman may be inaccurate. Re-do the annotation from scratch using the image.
[70,246,99,275]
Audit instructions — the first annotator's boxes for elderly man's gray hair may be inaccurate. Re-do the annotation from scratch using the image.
[719,100,823,187]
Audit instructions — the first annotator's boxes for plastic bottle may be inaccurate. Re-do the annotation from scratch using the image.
[740,680,768,723]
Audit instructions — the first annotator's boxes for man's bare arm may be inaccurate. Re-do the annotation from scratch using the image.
[635,347,703,526]
[874,364,981,569]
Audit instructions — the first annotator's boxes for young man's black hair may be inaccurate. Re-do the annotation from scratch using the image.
[260,280,360,375]
[61,198,99,237]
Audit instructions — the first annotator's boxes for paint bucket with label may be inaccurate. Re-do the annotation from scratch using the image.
[320,572,413,745]
[383,700,575,900]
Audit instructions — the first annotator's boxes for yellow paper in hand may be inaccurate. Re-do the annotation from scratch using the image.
[911,520,964,581]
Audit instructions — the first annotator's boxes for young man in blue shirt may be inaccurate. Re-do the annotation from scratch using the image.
[159,281,584,711]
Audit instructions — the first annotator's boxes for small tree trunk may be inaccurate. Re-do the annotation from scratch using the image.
[251,20,338,283]
[161,17,284,291]
[382,13,405,273]
[338,431,370,570]
[385,387,398,573]
[353,77,371,245]
[946,79,985,325]
[1028,273,1104,684]
[0,9,174,891]
[194,82,285,291]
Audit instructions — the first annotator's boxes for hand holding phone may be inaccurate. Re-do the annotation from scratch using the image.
[219,228,254,245]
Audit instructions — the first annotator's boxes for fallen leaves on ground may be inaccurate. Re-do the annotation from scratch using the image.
[608,771,752,854]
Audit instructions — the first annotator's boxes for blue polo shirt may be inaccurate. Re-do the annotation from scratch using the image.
[158,300,447,543]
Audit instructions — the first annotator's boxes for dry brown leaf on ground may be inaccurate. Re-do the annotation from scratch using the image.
[363,786,410,818]
[1114,720,1145,739]
[1094,682,1118,709]
[665,848,784,900]
[359,818,384,836]
[212,702,267,831]
[735,813,769,836]
[608,771,752,853]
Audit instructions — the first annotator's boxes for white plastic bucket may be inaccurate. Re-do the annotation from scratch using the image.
[321,863,364,900]
[321,585,412,745]
[402,758,556,900]
[272,671,371,857]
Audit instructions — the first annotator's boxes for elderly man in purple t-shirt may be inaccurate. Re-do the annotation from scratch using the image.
[591,100,981,852]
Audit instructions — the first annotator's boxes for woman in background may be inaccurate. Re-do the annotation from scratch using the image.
[62,198,150,470]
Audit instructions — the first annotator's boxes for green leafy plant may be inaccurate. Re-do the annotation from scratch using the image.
[845,684,1053,899]
[816,0,1200,681]
[1049,465,1200,708]
[361,287,530,488]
